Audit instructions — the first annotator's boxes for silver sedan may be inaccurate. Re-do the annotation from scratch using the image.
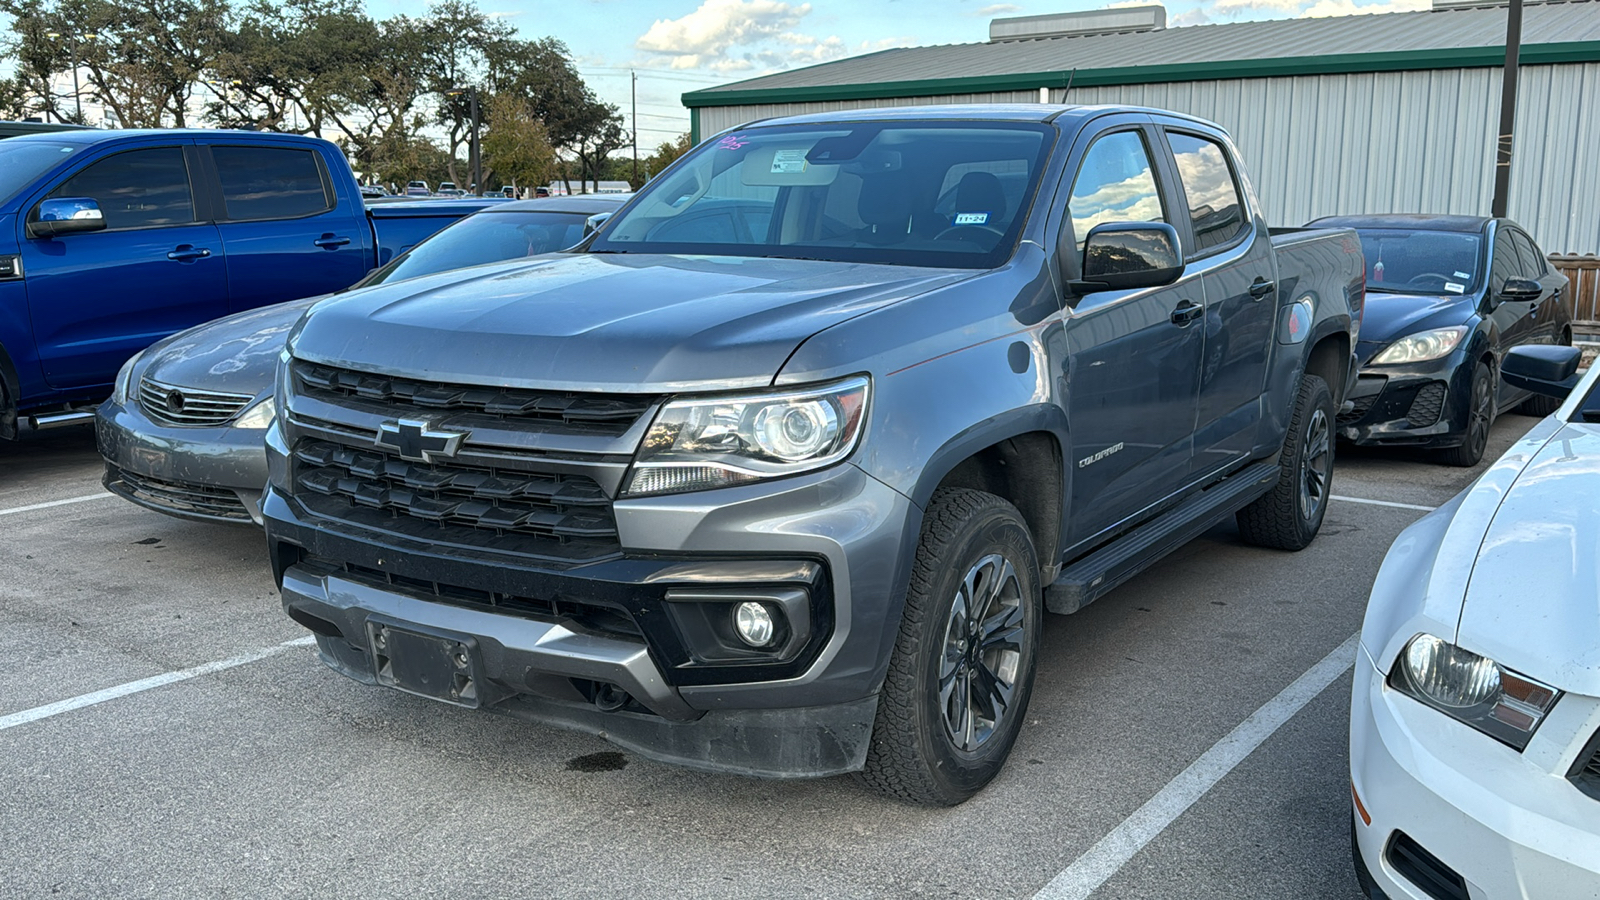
[96,194,630,524]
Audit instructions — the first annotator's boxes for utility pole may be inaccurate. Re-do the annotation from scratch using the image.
[470,87,482,196]
[631,70,639,186]
[45,31,95,124]
[1490,0,1523,219]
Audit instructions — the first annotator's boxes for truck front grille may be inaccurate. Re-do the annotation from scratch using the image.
[294,361,654,437]
[291,438,622,563]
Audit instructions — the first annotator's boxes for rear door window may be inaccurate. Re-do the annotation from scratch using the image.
[212,146,332,221]
[49,147,195,230]
[1165,133,1247,256]
[1067,131,1165,250]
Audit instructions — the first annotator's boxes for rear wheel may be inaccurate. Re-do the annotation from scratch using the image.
[1438,362,1494,467]
[1237,374,1334,551]
[1516,330,1571,417]
[857,488,1042,806]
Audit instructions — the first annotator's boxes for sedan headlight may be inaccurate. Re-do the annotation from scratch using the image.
[623,376,870,498]
[233,395,276,430]
[1388,633,1560,750]
[110,353,141,405]
[1371,326,1468,365]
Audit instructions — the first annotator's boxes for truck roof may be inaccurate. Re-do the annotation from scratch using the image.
[746,103,1224,132]
[0,128,335,146]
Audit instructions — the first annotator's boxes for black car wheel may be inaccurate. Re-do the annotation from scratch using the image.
[1439,362,1494,467]
[857,487,1041,806]
[1237,373,1334,551]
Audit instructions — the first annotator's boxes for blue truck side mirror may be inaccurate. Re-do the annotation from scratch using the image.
[1071,221,1185,294]
[30,197,107,238]
[583,211,614,236]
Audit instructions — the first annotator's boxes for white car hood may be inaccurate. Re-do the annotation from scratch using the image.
[1457,420,1600,695]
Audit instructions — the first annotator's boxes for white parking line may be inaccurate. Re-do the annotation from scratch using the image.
[1331,495,1438,512]
[1033,632,1360,900]
[0,636,316,733]
[0,491,114,517]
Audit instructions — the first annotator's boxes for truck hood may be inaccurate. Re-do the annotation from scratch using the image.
[1354,290,1475,365]
[1456,420,1600,695]
[289,253,971,392]
[139,295,325,399]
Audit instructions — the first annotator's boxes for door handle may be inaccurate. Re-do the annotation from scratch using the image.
[1248,278,1276,299]
[166,245,211,262]
[314,234,351,249]
[1170,300,1204,326]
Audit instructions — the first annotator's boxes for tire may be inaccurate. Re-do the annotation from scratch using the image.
[1516,331,1570,417]
[856,488,1042,806]
[1236,374,1334,551]
[1438,362,1494,468]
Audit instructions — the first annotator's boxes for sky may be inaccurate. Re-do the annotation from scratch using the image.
[356,0,1432,151]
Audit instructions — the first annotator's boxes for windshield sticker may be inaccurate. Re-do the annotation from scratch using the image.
[770,148,808,174]
[1445,282,1465,294]
[1453,271,1471,280]
[717,134,748,150]
[954,212,989,225]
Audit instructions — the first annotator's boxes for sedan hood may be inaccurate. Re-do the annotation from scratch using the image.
[1457,420,1600,694]
[140,296,325,398]
[289,253,971,392]
[1355,291,1474,365]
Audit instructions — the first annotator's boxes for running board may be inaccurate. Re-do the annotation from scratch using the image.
[1046,461,1280,614]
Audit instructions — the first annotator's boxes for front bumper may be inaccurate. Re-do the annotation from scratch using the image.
[263,448,919,777]
[1339,353,1473,449]
[1350,644,1600,899]
[95,396,268,525]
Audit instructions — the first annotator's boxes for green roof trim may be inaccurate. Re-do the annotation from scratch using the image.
[682,40,1600,108]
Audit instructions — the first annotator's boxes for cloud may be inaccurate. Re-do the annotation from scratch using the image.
[1171,7,1211,24]
[637,0,811,63]
[1200,0,1427,18]
[1300,0,1428,16]
[977,3,1023,14]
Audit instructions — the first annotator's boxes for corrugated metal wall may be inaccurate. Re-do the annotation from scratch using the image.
[696,63,1600,255]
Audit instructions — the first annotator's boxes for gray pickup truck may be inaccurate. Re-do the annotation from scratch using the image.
[263,105,1363,805]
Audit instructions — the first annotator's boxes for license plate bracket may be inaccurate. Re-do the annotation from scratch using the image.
[366,619,482,708]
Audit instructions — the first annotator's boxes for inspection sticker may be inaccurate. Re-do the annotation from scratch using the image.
[1445,282,1465,294]
[770,149,808,174]
[1454,271,1471,279]
[954,212,989,225]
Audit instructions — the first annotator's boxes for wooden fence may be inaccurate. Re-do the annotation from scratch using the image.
[1551,255,1600,332]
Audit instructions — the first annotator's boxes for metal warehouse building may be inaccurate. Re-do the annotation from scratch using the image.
[684,0,1600,262]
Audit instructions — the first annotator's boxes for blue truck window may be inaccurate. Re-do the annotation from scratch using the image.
[1069,131,1165,250]
[48,147,195,230]
[1166,133,1246,255]
[213,146,331,221]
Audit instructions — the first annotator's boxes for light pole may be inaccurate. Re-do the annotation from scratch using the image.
[1490,0,1524,219]
[446,86,482,195]
[44,31,96,124]
[631,70,639,186]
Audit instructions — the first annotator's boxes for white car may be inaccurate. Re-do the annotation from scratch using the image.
[1351,344,1600,899]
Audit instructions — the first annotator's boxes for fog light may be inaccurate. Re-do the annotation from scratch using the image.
[733,601,776,647]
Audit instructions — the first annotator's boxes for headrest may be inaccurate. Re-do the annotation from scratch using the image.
[953,172,1007,220]
[858,172,912,228]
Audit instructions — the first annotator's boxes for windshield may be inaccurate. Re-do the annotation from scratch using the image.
[1355,228,1484,295]
[0,142,80,206]
[590,121,1054,269]
[361,209,599,286]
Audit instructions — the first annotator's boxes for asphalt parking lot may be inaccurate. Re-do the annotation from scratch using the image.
[0,415,1544,900]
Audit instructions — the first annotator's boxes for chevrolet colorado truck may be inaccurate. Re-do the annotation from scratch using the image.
[0,129,497,438]
[263,105,1364,805]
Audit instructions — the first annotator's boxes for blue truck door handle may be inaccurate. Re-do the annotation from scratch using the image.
[1170,300,1204,326]
[166,245,211,262]
[1248,278,1275,299]
[314,234,351,249]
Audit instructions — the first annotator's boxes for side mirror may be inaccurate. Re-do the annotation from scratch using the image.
[30,197,106,238]
[1502,344,1582,402]
[1499,276,1542,302]
[1070,222,1184,294]
[583,211,614,236]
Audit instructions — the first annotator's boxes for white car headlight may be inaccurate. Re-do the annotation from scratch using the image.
[110,353,141,405]
[233,395,276,430]
[1372,326,1468,365]
[1389,633,1560,750]
[623,376,870,498]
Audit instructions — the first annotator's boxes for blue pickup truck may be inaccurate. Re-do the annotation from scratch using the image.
[0,129,492,438]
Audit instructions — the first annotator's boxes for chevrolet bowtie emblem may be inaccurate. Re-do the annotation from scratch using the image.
[375,419,468,463]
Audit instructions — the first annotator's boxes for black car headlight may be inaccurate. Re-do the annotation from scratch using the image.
[1388,633,1560,751]
[622,376,870,498]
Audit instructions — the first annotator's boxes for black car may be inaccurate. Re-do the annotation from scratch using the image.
[1310,214,1572,466]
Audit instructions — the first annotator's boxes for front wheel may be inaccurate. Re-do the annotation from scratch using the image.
[1438,362,1494,468]
[856,488,1042,806]
[1236,373,1334,550]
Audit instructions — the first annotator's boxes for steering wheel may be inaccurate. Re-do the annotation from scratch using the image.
[935,224,1005,242]
[1405,272,1452,287]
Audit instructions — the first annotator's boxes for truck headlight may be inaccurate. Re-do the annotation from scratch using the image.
[1371,326,1468,365]
[623,376,869,497]
[1388,633,1560,750]
[233,395,276,430]
[110,353,141,405]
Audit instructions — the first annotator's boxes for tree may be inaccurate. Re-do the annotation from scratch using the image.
[480,92,555,192]
[641,132,692,185]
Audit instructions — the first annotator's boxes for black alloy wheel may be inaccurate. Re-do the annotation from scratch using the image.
[1237,373,1335,551]
[1439,362,1494,467]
